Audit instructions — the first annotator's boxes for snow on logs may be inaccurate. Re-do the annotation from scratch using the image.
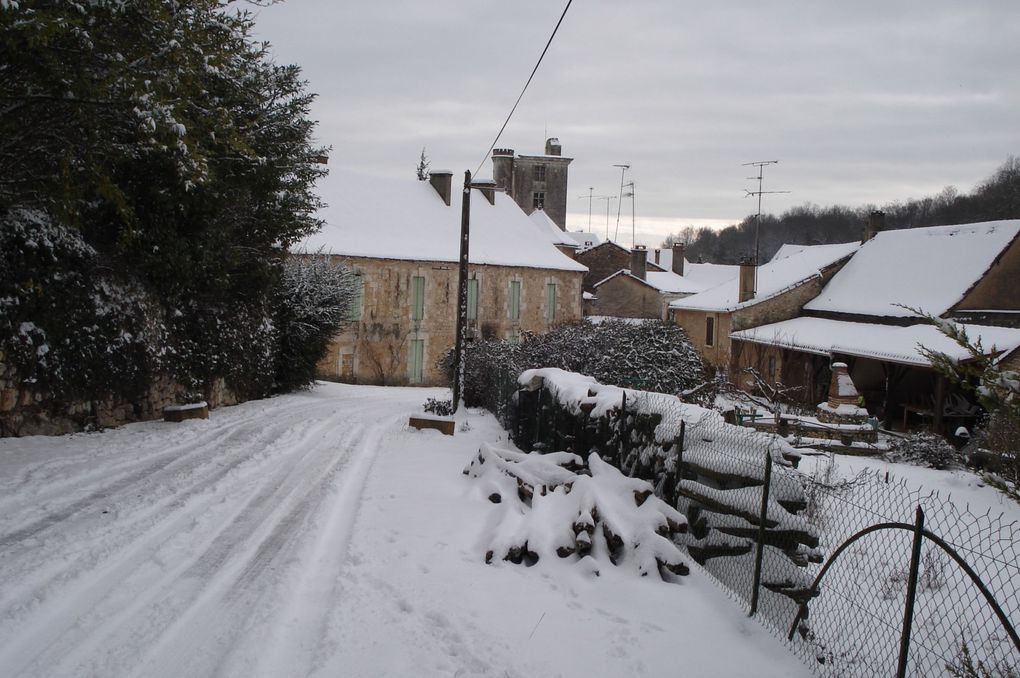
[464,443,689,579]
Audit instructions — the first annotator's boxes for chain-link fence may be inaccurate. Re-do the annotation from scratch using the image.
[499,371,1020,677]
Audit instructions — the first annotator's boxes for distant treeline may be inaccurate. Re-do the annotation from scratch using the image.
[663,157,1020,264]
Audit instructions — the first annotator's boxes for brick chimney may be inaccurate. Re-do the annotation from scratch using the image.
[672,243,685,276]
[862,210,885,242]
[491,149,514,195]
[630,245,647,281]
[429,170,453,206]
[475,179,496,205]
[738,256,755,303]
[545,137,561,156]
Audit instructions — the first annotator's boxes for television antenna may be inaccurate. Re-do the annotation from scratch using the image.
[576,187,595,230]
[613,164,630,242]
[743,160,790,295]
[596,195,617,241]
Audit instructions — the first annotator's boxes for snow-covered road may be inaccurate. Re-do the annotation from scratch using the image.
[0,384,809,677]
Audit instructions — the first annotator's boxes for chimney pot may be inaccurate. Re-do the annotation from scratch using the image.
[654,248,661,265]
[429,170,453,206]
[863,210,886,242]
[545,138,561,156]
[738,256,755,303]
[630,245,647,281]
[475,180,496,205]
[671,242,685,276]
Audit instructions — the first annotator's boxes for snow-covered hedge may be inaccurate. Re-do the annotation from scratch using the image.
[454,318,707,416]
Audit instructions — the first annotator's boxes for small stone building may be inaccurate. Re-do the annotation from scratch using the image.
[670,242,859,376]
[294,169,586,386]
[730,219,1020,430]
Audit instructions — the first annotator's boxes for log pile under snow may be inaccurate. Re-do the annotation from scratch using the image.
[464,443,689,580]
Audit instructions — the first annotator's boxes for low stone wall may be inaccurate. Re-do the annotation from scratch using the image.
[0,359,239,437]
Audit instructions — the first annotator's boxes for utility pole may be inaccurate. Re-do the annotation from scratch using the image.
[596,195,616,241]
[451,170,472,413]
[576,187,595,230]
[613,164,630,242]
[743,160,790,296]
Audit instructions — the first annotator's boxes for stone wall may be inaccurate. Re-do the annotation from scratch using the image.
[588,274,664,319]
[0,357,238,437]
[317,256,584,387]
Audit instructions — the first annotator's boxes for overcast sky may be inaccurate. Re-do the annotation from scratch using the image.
[253,1,1020,246]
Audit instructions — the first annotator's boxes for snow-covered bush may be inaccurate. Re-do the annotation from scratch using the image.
[274,255,357,391]
[423,397,454,416]
[885,431,961,470]
[0,209,165,399]
[455,319,706,414]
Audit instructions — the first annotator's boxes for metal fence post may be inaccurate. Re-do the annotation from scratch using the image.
[896,506,926,678]
[749,451,773,617]
[618,392,627,467]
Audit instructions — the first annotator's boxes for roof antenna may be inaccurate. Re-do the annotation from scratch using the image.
[743,160,790,295]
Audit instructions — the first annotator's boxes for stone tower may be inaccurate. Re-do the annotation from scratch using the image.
[491,139,572,230]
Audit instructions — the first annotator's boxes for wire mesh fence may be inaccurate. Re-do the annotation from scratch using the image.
[498,371,1020,677]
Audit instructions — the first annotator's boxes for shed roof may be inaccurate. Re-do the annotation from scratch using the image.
[730,316,1020,367]
[803,220,1020,318]
[669,242,859,313]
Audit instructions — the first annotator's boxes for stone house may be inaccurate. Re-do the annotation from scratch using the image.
[295,169,586,387]
[492,139,572,230]
[576,241,669,293]
[587,246,730,320]
[729,218,1020,430]
[669,242,860,375]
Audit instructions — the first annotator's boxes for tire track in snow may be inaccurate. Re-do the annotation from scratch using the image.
[0,397,369,678]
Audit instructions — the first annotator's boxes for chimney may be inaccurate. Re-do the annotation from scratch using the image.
[491,149,514,195]
[545,138,561,156]
[630,245,647,281]
[863,210,885,242]
[671,243,685,276]
[429,170,453,206]
[475,179,496,205]
[738,256,755,302]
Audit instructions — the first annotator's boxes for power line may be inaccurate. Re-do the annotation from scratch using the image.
[473,0,574,176]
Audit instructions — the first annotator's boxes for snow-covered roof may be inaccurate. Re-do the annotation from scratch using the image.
[804,220,1020,318]
[592,269,718,295]
[669,242,859,313]
[570,231,601,251]
[293,170,586,272]
[529,209,579,248]
[730,316,1020,367]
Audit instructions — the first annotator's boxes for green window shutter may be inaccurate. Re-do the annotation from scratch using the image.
[509,280,521,320]
[348,274,363,320]
[545,282,556,322]
[467,278,479,321]
[409,339,424,384]
[411,276,425,321]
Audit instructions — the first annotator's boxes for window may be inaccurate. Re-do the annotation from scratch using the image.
[767,355,776,379]
[705,316,716,347]
[467,278,479,321]
[532,192,545,210]
[340,353,354,380]
[409,339,424,384]
[533,164,546,182]
[509,280,521,320]
[545,282,557,322]
[347,273,363,321]
[411,275,425,321]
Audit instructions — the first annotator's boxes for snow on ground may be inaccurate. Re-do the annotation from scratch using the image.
[0,383,810,678]
[797,450,1020,521]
